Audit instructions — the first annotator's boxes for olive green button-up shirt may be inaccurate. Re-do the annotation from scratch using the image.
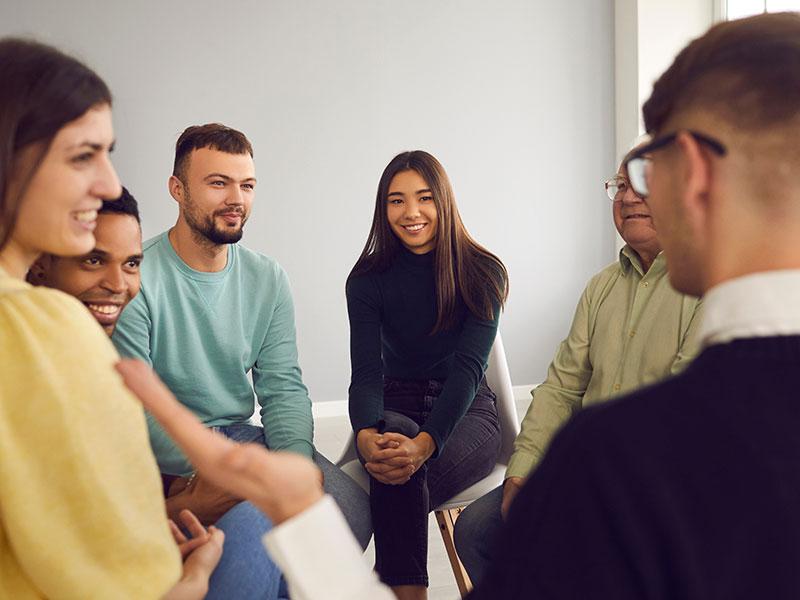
[506,246,703,480]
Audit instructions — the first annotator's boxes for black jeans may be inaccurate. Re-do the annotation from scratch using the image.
[364,377,501,587]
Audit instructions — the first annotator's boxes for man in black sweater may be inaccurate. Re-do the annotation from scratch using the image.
[471,12,800,599]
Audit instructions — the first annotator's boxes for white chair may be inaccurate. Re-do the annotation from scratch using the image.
[336,333,520,598]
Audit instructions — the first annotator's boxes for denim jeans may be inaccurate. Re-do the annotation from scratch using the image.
[210,501,283,600]
[205,423,373,600]
[363,378,501,587]
[452,484,504,587]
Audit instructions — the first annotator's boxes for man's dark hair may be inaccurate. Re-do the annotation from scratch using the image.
[643,12,800,133]
[172,123,253,182]
[100,186,140,223]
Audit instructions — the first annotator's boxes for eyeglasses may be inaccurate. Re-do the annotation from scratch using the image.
[623,130,727,199]
[604,175,631,201]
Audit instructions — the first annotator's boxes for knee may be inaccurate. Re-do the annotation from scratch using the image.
[381,411,420,438]
[454,488,502,555]
[454,501,480,553]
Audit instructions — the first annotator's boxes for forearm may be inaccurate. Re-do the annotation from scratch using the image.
[348,382,385,433]
[259,410,314,456]
[420,379,475,456]
[162,574,208,600]
[255,364,313,457]
[506,384,581,479]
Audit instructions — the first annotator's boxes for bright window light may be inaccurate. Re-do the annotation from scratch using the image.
[727,0,765,18]
[727,0,800,18]
[766,0,800,10]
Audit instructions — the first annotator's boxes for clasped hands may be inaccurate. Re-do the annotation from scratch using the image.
[356,427,436,485]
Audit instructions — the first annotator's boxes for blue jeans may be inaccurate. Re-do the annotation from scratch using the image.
[209,501,283,600]
[205,423,373,599]
[452,484,504,587]
[362,378,501,587]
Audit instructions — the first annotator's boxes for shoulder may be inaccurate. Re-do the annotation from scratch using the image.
[141,231,172,262]
[346,269,382,300]
[138,232,173,283]
[233,245,294,305]
[142,231,168,253]
[0,285,120,390]
[579,260,624,302]
[235,244,285,278]
[1,284,105,340]
[589,259,623,287]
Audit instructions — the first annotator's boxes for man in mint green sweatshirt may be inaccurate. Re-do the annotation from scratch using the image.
[113,124,371,563]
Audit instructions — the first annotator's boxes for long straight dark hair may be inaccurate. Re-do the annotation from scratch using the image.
[0,38,112,253]
[349,150,508,332]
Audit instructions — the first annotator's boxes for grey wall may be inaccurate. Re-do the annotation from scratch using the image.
[1,0,616,402]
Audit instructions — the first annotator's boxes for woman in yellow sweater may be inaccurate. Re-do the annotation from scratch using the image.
[0,38,222,599]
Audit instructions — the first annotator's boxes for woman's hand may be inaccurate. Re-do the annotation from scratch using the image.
[116,359,324,526]
[162,509,224,600]
[365,431,435,485]
[357,428,412,464]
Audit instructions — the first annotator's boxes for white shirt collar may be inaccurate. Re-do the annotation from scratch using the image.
[699,270,800,347]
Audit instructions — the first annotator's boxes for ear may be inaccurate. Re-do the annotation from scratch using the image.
[27,254,52,285]
[675,131,713,233]
[168,175,184,204]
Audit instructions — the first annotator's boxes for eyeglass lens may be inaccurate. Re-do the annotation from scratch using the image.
[605,178,628,201]
[627,158,649,197]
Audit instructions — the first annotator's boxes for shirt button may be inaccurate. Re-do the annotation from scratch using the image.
[629,330,636,337]
[614,384,621,391]
[642,282,649,287]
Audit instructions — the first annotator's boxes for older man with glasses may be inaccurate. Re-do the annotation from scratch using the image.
[453,145,704,587]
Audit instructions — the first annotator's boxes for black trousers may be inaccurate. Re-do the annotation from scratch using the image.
[364,377,501,587]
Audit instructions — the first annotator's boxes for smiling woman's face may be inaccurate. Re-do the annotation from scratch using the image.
[386,169,439,255]
[6,104,121,272]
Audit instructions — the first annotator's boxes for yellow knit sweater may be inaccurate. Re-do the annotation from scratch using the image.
[0,269,180,599]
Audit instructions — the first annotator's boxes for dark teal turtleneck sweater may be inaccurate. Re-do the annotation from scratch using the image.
[346,248,499,455]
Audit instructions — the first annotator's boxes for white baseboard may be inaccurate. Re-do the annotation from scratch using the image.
[311,384,536,420]
[312,400,348,420]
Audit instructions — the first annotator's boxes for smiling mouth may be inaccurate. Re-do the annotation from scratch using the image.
[402,223,427,232]
[74,209,98,222]
[624,214,650,220]
[82,302,124,325]
[86,303,120,315]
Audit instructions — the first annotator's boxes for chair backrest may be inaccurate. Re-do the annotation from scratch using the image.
[483,332,520,465]
[336,330,520,467]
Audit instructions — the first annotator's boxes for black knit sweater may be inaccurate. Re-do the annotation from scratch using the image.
[472,336,800,600]
[346,248,499,454]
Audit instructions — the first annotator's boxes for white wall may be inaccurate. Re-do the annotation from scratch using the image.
[1,1,616,402]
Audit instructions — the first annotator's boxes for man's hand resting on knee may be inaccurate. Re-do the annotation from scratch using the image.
[116,359,324,526]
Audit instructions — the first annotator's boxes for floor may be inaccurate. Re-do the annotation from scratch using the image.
[313,395,533,600]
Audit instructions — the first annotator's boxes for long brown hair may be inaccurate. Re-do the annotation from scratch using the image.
[0,38,112,253]
[349,150,508,332]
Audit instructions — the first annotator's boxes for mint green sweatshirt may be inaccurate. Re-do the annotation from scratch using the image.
[113,232,313,476]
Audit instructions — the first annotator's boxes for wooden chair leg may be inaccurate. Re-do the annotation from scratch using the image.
[435,507,473,598]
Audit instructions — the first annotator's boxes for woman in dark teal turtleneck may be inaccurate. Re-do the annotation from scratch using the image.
[346,150,509,600]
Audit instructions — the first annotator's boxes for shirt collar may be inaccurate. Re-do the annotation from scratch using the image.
[699,269,800,347]
[619,245,665,278]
